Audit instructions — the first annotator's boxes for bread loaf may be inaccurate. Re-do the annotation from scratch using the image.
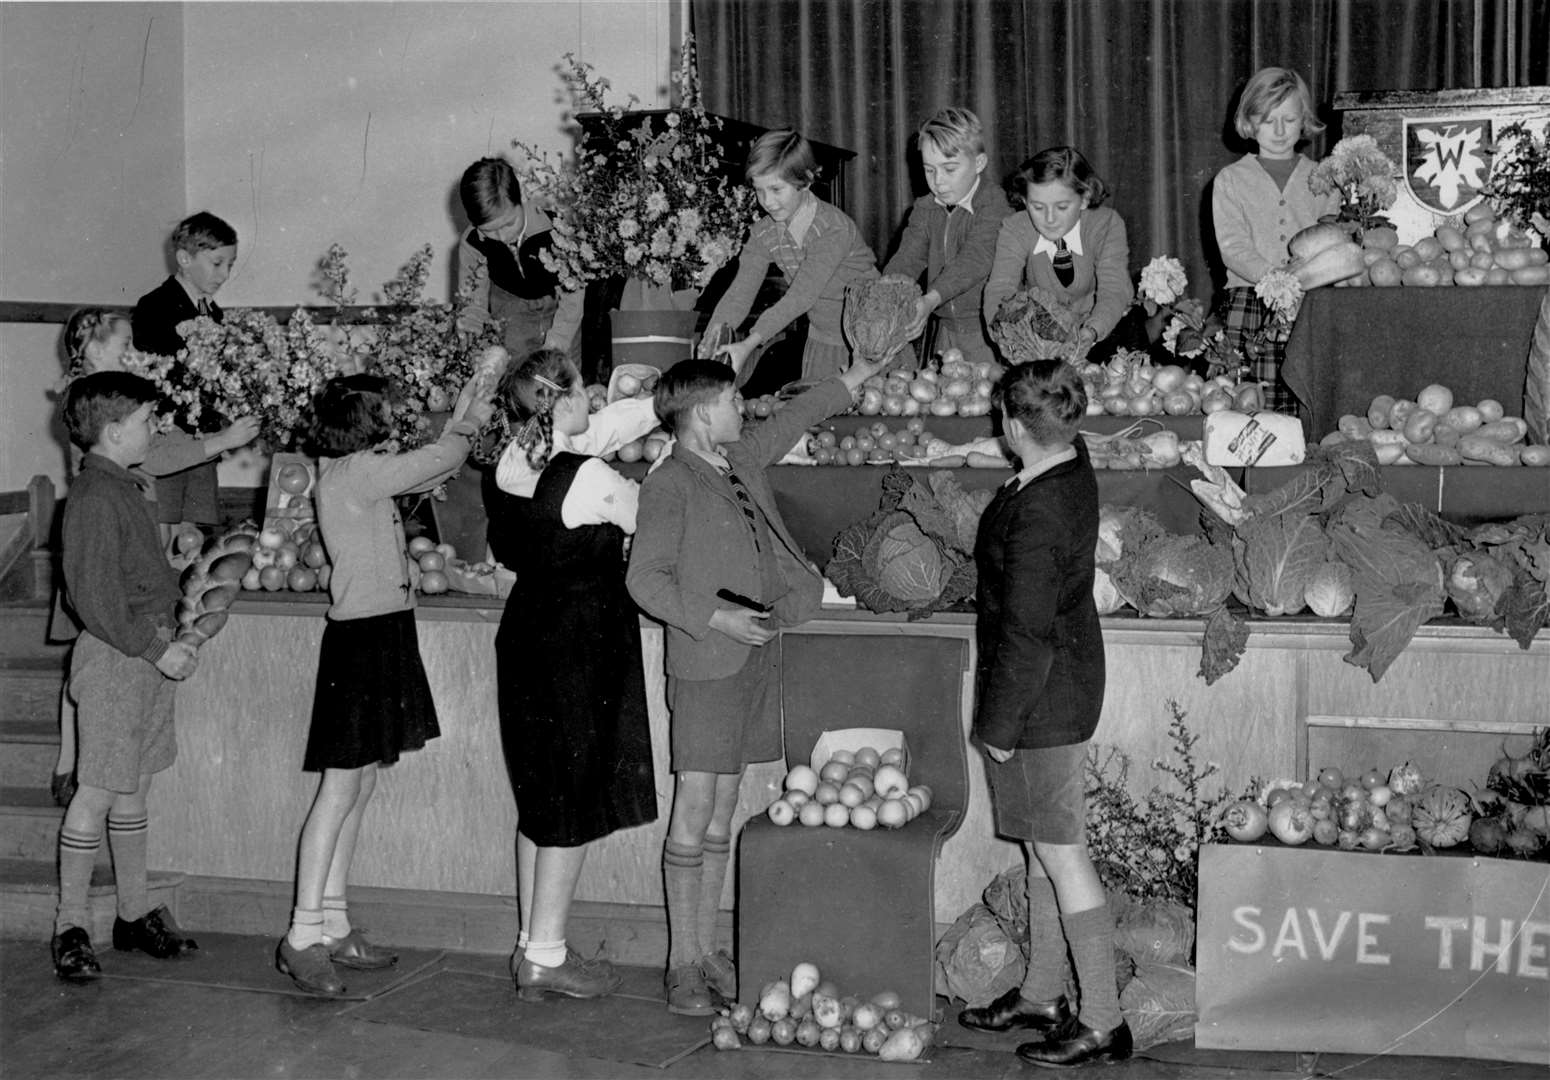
[176,531,257,649]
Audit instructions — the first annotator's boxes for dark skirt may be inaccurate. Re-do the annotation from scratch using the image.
[304,609,439,771]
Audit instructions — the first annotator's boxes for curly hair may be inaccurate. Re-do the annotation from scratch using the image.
[1007,146,1108,209]
[496,349,579,471]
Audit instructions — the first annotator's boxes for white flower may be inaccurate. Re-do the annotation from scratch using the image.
[618,218,641,239]
[1139,256,1188,306]
[623,243,644,266]
[644,189,670,219]
[1255,269,1304,320]
[665,111,680,128]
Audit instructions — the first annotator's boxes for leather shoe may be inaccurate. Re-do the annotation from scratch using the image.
[1016,1016,1133,1068]
[515,952,620,1001]
[52,927,102,982]
[664,963,716,1016]
[326,929,397,970]
[958,987,1071,1032]
[275,937,346,996]
[112,905,197,959]
[698,949,736,1002]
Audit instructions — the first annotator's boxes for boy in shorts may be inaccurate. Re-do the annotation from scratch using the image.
[52,372,200,981]
[626,350,888,1015]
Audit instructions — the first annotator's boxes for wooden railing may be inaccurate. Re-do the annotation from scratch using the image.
[0,476,56,602]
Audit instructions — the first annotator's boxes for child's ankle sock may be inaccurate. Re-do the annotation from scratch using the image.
[107,813,150,922]
[55,826,101,935]
[287,908,325,951]
[697,833,731,957]
[663,839,704,969]
[516,931,530,951]
[321,896,351,942]
[525,939,566,969]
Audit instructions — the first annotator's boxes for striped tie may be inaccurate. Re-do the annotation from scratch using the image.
[726,470,761,551]
[1053,238,1074,287]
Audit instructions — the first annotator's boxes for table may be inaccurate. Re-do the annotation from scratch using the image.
[1282,285,1546,440]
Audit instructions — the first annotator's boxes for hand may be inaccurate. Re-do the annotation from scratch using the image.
[904,294,938,341]
[840,349,893,394]
[456,306,492,337]
[984,743,1015,764]
[697,322,728,359]
[708,606,776,646]
[215,416,261,454]
[714,337,760,378]
[155,641,199,681]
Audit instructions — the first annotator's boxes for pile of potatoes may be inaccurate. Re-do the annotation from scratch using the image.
[1323,384,1549,466]
[1356,204,1550,287]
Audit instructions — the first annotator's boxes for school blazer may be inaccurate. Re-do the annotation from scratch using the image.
[982,206,1133,340]
[627,378,850,680]
[973,439,1106,751]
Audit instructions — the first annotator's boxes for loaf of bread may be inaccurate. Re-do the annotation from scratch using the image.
[175,530,258,648]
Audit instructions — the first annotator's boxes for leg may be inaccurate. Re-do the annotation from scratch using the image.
[958,845,1073,1033]
[512,839,618,1001]
[516,829,538,942]
[662,769,719,1015]
[319,765,395,969]
[53,782,115,980]
[52,689,77,806]
[106,772,196,958]
[277,767,365,995]
[695,771,743,1000]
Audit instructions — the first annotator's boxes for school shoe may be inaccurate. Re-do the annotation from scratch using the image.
[275,937,346,997]
[112,905,198,959]
[958,987,1071,1032]
[326,930,397,970]
[1015,1015,1133,1068]
[664,963,716,1017]
[52,927,102,982]
[515,951,621,1001]
[698,949,736,1003]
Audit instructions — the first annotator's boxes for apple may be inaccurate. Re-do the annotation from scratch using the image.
[273,546,299,572]
[175,526,204,556]
[302,542,327,569]
[419,569,449,594]
[287,566,318,592]
[257,527,286,550]
[285,496,312,517]
[434,543,456,561]
[316,565,332,591]
[240,567,262,590]
[617,439,644,463]
[418,551,446,572]
[938,346,965,366]
[275,463,311,495]
[258,566,287,591]
[615,372,642,397]
[408,536,436,557]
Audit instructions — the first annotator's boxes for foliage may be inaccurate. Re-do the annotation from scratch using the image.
[1308,134,1400,240]
[1107,531,1236,618]
[988,286,1082,364]
[1485,121,1550,239]
[1135,256,1244,380]
[515,34,754,293]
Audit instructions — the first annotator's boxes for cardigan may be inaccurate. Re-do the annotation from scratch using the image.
[1212,154,1340,287]
[983,206,1133,340]
[457,205,583,349]
[133,276,220,358]
[883,178,1014,325]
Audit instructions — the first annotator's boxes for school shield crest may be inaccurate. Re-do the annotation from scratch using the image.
[1404,118,1493,213]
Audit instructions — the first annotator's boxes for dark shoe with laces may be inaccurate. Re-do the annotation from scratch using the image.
[52,927,101,982]
[959,987,1072,1033]
[112,905,197,959]
[1016,1015,1133,1068]
[514,951,620,1001]
[326,929,397,970]
[275,937,346,996]
[698,949,736,1003]
[664,963,716,1016]
[50,770,76,808]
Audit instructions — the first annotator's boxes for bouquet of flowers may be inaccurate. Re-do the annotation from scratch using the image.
[988,286,1083,364]
[1486,121,1550,238]
[1252,267,1306,346]
[1307,134,1399,241]
[1135,256,1243,380]
[515,34,755,295]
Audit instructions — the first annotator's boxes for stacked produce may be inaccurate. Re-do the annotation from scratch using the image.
[765,748,932,830]
[1353,204,1550,287]
[797,419,1002,469]
[710,961,935,1061]
[1319,383,1548,467]
[849,348,996,419]
[1078,353,1266,419]
[244,518,330,594]
[1473,728,1550,858]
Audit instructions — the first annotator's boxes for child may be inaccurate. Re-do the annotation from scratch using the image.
[53,371,202,982]
[132,211,241,537]
[983,147,1134,358]
[456,157,583,362]
[47,310,259,807]
[275,371,493,997]
[883,107,1014,367]
[487,350,660,1002]
[703,129,879,381]
[626,349,889,1015]
[1212,67,1338,411]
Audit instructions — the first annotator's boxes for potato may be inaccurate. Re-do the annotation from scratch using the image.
[1368,258,1402,287]
[1449,249,1473,271]
[1337,413,1374,440]
[1470,250,1496,270]
[1394,247,1421,270]
[1369,429,1408,447]
[1319,430,1348,447]
[1453,267,1488,286]
[1401,265,1442,286]
[1412,237,1444,262]
[1362,247,1389,267]
[1485,266,1512,284]
[1494,247,1535,271]
[1476,399,1505,422]
[1442,405,1483,432]
[1464,201,1496,225]
[1387,399,1419,431]
[1367,395,1397,429]
[1511,264,1550,285]
[1405,443,1463,466]
[1416,384,1453,416]
[1521,445,1550,467]
[1477,418,1527,443]
[1435,225,1466,251]
[1362,226,1399,250]
[1432,422,1462,447]
[1403,408,1439,444]
[1373,441,1407,465]
[1458,435,1518,466]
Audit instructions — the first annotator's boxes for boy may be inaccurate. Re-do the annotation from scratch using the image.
[626,351,888,1015]
[132,211,240,533]
[53,372,200,981]
[883,107,1013,366]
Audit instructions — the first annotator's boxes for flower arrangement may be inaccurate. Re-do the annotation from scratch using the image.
[1252,266,1306,345]
[1486,121,1550,240]
[1307,134,1399,241]
[1135,256,1243,380]
[515,34,754,295]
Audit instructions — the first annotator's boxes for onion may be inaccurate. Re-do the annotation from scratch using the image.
[943,378,973,399]
[1151,365,1188,393]
[909,379,938,403]
[1128,394,1159,417]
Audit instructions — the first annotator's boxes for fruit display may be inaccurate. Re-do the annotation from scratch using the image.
[1319,383,1548,467]
[1347,204,1550,287]
[710,961,935,1061]
[174,529,258,648]
[790,417,1002,469]
[850,348,996,418]
[1079,353,1266,419]
[765,747,931,830]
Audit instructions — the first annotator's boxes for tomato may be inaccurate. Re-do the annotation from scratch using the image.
[1366,784,1393,808]
[1268,800,1314,845]
[1302,782,1332,803]
[1265,788,1294,809]
[1316,766,1344,790]
[1312,819,1339,845]
[1360,827,1388,851]
[1222,800,1268,842]
[815,429,838,449]
[1360,768,1385,790]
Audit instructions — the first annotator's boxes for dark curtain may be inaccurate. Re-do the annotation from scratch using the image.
[693,0,1549,300]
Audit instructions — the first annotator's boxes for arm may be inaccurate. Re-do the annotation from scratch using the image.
[626,469,719,639]
[1213,168,1274,284]
[982,219,1029,328]
[705,230,772,336]
[1085,212,1134,340]
[560,457,640,533]
[542,287,584,352]
[555,397,659,457]
[882,201,931,282]
[929,204,1006,305]
[140,430,206,477]
[748,216,873,344]
[737,377,855,469]
[975,500,1062,753]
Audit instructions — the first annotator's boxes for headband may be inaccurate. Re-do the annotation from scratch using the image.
[533,373,565,394]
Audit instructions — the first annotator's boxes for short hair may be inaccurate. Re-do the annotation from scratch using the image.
[62,308,130,377]
[460,157,523,229]
[171,211,238,254]
[653,357,735,435]
[1008,147,1108,209]
[1234,67,1325,141]
[310,374,392,457]
[918,107,985,158]
[994,360,1087,446]
[496,348,580,470]
[61,371,159,451]
[745,129,818,188]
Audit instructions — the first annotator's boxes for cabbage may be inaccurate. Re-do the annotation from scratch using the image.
[1237,510,1327,616]
[1109,532,1235,617]
[1097,505,1166,566]
[1445,551,1515,622]
[1304,561,1354,617]
[863,514,951,603]
[1093,566,1125,615]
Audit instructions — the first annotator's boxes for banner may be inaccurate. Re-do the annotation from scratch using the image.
[1196,844,1549,1066]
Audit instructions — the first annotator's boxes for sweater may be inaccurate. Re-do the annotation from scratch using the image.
[457,205,583,349]
[884,179,1014,325]
[60,454,180,662]
[983,206,1133,340]
[133,276,221,358]
[1212,154,1340,287]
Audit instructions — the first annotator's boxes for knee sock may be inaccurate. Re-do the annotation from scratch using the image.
[697,833,731,957]
[56,826,101,935]
[107,813,149,922]
[1062,903,1123,1032]
[663,839,703,969]
[321,895,350,942]
[525,938,566,969]
[1020,872,1071,1003]
[287,908,325,951]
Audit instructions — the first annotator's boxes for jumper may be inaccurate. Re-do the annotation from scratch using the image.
[317,418,477,621]
[1212,153,1339,286]
[983,207,1133,341]
[132,276,220,359]
[457,205,583,355]
[60,454,180,663]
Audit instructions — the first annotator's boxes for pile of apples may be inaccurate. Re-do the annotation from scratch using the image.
[803,419,944,467]
[240,518,331,593]
[766,747,932,830]
[1356,205,1550,288]
[1221,763,1431,852]
[1079,354,1264,418]
[405,535,460,595]
[711,960,934,1061]
[853,348,996,419]
[1321,383,1549,467]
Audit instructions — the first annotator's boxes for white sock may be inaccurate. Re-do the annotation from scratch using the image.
[321,896,351,942]
[287,908,324,950]
[525,938,566,969]
[516,931,530,950]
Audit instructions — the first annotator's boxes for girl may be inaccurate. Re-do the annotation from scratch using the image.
[1212,67,1338,411]
[275,372,491,997]
[48,310,258,807]
[487,350,658,1001]
[963,361,1131,1068]
[983,147,1134,359]
[704,129,879,381]
[456,157,583,363]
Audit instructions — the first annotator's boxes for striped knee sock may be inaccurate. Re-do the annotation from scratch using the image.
[107,813,149,922]
[56,826,100,935]
[663,839,703,969]
[697,833,731,958]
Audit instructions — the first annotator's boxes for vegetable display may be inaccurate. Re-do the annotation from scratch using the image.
[713,962,935,1060]
[841,275,923,368]
[1350,202,1550,288]
[765,747,931,830]
[1319,382,1546,468]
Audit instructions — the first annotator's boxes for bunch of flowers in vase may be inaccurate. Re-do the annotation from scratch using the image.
[1307,134,1399,243]
[1135,256,1244,380]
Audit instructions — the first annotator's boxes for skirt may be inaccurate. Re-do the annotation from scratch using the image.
[1219,287,1295,412]
[304,609,439,771]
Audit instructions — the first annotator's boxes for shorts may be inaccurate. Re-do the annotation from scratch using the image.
[667,644,781,773]
[67,631,177,794]
[985,740,1088,844]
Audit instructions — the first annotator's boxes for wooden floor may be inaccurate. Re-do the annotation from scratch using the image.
[3,935,1543,1080]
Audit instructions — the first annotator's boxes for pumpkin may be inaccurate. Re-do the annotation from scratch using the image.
[1411,785,1473,848]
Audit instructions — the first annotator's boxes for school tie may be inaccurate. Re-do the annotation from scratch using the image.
[197,297,212,316]
[944,205,965,262]
[1053,238,1075,287]
[726,469,761,552]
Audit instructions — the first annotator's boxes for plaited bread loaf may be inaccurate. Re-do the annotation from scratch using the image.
[176,530,258,648]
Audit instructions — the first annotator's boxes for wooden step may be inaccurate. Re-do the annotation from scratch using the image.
[0,657,66,731]
[0,739,61,789]
[0,788,105,865]
[0,857,184,942]
[0,603,70,659]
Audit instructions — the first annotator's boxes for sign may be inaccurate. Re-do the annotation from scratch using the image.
[1403,118,1493,215]
[1196,844,1550,1066]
